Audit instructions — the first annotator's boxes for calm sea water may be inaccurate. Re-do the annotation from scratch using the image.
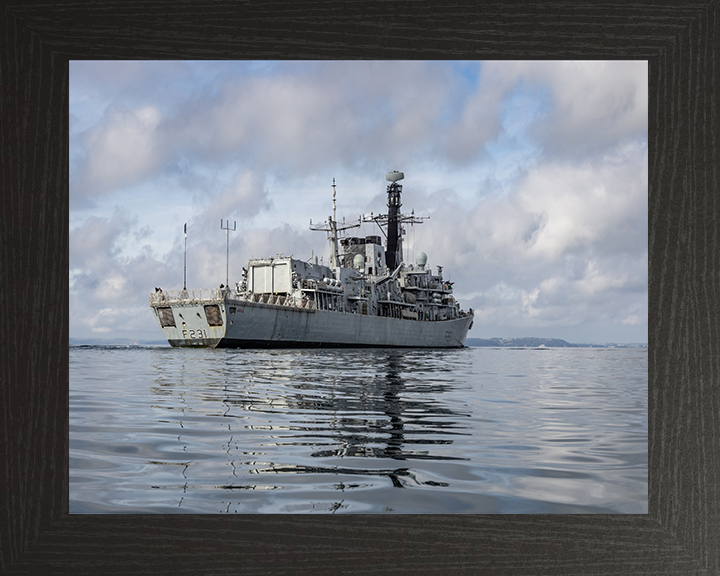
[70,345,647,514]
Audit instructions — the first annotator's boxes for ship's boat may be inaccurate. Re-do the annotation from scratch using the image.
[149,171,474,347]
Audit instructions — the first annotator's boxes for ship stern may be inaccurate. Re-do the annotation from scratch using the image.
[150,289,227,348]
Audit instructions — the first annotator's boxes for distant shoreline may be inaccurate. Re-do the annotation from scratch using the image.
[465,337,647,348]
[69,336,647,348]
[69,338,170,347]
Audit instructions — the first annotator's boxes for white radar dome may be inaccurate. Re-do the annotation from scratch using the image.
[415,251,427,268]
[353,254,365,269]
[385,170,404,182]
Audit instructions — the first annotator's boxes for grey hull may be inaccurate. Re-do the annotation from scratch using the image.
[153,297,473,348]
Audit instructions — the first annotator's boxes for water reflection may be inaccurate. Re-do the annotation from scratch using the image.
[150,348,471,496]
[225,350,470,489]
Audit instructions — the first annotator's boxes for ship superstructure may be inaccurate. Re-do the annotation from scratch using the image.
[150,171,474,347]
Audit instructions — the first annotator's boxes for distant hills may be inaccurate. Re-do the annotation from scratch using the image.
[466,337,574,347]
[465,337,646,348]
[69,338,168,347]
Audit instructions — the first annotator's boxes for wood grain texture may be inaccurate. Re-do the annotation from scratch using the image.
[1,1,717,574]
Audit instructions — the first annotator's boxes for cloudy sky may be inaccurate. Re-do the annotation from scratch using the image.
[69,60,647,344]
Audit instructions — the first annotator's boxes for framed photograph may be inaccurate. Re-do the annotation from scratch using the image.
[3,2,716,574]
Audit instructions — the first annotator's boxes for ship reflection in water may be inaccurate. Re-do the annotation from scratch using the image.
[144,348,473,512]
[211,349,470,498]
[226,350,470,491]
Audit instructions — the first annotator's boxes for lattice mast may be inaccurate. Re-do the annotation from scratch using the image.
[309,178,360,268]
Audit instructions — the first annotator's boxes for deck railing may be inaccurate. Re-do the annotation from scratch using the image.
[149,288,222,305]
[149,289,311,309]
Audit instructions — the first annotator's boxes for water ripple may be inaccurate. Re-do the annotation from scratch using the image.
[70,346,647,513]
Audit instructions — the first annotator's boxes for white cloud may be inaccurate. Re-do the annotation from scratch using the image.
[194,169,272,227]
[74,105,165,198]
[502,60,648,160]
[517,142,647,261]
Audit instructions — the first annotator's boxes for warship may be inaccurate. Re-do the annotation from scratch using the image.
[149,171,474,347]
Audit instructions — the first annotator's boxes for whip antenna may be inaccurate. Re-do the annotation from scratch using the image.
[221,219,237,289]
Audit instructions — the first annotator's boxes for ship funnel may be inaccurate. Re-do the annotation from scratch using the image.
[386,170,404,182]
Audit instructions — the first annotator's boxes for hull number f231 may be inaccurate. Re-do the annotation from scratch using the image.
[182,329,208,339]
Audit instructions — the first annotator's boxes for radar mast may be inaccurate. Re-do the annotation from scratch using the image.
[363,171,428,270]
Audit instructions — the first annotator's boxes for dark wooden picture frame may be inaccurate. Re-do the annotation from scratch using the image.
[2,2,717,574]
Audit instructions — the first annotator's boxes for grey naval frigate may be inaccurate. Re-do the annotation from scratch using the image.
[149,171,474,347]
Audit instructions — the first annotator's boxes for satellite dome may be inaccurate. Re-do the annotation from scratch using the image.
[385,170,404,182]
[415,251,427,269]
[353,254,365,269]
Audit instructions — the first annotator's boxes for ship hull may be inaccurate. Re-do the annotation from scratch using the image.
[153,297,473,348]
